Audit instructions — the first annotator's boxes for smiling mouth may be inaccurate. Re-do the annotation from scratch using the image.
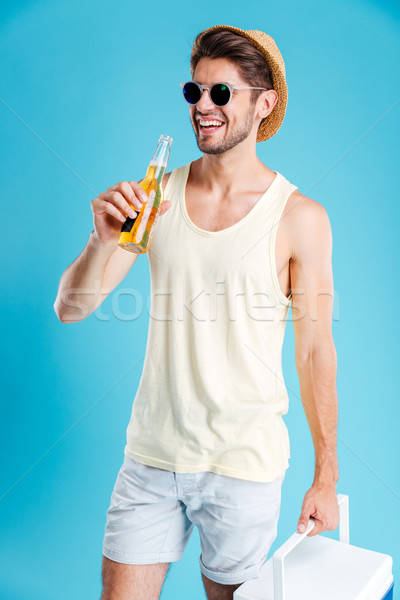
[197,121,226,134]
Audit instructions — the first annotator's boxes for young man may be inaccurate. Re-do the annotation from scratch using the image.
[54,25,340,600]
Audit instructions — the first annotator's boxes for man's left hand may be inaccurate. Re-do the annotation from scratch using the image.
[297,482,340,536]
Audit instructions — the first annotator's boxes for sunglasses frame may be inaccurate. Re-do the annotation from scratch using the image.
[180,80,268,107]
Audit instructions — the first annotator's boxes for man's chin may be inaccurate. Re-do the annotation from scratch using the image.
[195,134,224,152]
[197,141,225,155]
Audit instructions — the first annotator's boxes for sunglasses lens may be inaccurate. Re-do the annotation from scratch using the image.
[210,84,231,106]
[183,82,201,104]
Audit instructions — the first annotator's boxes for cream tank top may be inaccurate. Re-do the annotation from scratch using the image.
[124,161,298,482]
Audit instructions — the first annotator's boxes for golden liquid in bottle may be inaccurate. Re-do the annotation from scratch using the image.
[118,164,166,254]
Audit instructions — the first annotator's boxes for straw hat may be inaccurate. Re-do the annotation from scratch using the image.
[190,25,288,142]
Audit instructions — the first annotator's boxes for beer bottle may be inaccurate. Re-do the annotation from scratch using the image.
[119,134,173,253]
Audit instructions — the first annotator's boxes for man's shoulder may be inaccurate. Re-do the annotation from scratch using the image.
[283,188,332,265]
[284,188,330,229]
[281,188,332,259]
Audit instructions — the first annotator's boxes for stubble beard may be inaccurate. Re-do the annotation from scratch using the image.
[192,103,256,155]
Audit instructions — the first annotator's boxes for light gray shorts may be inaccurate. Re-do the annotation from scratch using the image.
[102,454,285,585]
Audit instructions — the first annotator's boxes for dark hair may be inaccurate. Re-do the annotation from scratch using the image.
[191,30,274,119]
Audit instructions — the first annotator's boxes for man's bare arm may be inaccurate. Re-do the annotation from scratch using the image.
[53,232,139,323]
[289,194,339,488]
[288,193,340,537]
[54,173,172,324]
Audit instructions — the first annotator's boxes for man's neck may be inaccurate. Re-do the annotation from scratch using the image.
[191,149,275,196]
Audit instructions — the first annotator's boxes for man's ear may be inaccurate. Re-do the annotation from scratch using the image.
[258,89,278,119]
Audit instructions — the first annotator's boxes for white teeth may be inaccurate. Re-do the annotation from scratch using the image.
[199,119,224,127]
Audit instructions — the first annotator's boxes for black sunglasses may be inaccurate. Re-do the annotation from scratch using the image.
[180,81,267,107]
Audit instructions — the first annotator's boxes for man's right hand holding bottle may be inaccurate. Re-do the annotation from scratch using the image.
[91,180,171,245]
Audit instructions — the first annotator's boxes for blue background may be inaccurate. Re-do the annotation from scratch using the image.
[1,0,399,598]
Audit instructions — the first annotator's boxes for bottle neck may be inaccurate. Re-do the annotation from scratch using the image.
[148,140,172,182]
